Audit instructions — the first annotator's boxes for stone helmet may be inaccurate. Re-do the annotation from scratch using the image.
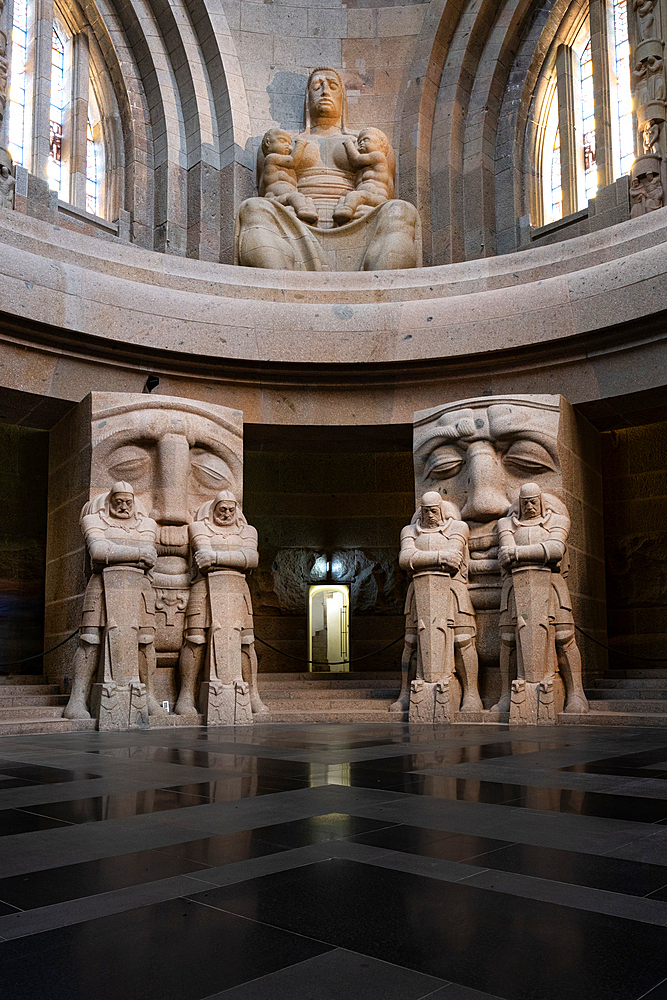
[414,491,461,524]
[110,481,134,497]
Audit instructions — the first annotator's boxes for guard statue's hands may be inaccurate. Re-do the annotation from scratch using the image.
[498,543,517,568]
[139,545,157,570]
[439,546,462,572]
[193,546,215,573]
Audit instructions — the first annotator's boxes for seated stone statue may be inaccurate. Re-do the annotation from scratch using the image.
[64,482,159,727]
[176,490,267,722]
[497,482,589,723]
[397,492,483,723]
[235,67,421,271]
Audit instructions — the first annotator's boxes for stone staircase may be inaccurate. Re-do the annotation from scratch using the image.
[0,674,96,735]
[257,671,403,723]
[560,670,667,726]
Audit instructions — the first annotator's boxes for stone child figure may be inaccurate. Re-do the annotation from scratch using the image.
[397,492,482,722]
[176,490,266,723]
[258,128,318,225]
[497,482,589,723]
[64,482,159,726]
[333,128,392,226]
[0,147,14,210]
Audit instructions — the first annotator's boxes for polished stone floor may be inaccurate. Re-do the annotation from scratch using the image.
[1,724,667,999]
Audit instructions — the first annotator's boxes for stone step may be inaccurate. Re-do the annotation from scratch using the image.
[256,709,400,724]
[259,698,397,712]
[583,699,667,713]
[591,678,667,690]
[0,674,51,685]
[560,711,667,727]
[260,677,401,690]
[259,671,401,683]
[0,717,97,736]
[0,694,68,707]
[0,705,66,719]
[261,688,400,701]
[0,684,61,696]
[587,688,667,700]
[605,670,667,680]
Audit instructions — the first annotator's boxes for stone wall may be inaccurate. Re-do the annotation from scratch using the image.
[243,424,413,673]
[0,425,49,673]
[602,420,667,665]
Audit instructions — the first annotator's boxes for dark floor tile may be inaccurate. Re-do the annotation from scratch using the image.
[468,842,667,898]
[250,813,398,849]
[0,899,21,916]
[348,773,526,804]
[424,986,509,1000]
[0,763,101,784]
[0,846,212,910]
[187,858,667,1000]
[0,896,331,1000]
[348,825,511,863]
[0,776,39,789]
[151,829,289,867]
[17,788,209,824]
[0,809,69,837]
[561,764,667,779]
[207,948,449,999]
[640,976,667,998]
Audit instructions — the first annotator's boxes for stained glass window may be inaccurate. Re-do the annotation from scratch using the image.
[7,0,28,167]
[613,0,634,176]
[86,120,99,215]
[580,37,597,201]
[48,25,66,196]
[551,129,563,221]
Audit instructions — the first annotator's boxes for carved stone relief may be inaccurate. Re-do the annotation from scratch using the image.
[234,67,421,272]
[411,394,606,721]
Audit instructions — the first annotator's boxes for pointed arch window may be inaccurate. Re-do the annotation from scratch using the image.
[6,0,120,221]
[534,1,635,225]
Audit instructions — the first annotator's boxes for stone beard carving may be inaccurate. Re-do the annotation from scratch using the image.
[413,396,562,704]
[0,146,14,210]
[64,483,158,729]
[397,492,482,724]
[88,393,264,718]
[178,492,261,725]
[235,67,421,271]
[498,483,589,724]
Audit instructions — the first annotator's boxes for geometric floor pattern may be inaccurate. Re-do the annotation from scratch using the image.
[1,722,667,999]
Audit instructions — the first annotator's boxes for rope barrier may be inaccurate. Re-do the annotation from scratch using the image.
[0,629,79,671]
[253,632,405,667]
[575,624,667,663]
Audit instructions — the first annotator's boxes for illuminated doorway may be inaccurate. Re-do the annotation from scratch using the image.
[308,584,349,672]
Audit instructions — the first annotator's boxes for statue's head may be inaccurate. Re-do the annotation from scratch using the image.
[518,482,542,521]
[417,491,461,529]
[212,490,238,527]
[414,395,561,527]
[304,67,348,131]
[91,393,243,529]
[109,481,135,519]
[357,128,389,155]
[262,128,292,156]
[0,146,13,179]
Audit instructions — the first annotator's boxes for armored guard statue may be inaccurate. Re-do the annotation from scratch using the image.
[176,490,265,724]
[64,482,158,728]
[498,482,589,724]
[398,492,482,722]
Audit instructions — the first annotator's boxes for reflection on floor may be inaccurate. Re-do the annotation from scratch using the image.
[0,724,667,999]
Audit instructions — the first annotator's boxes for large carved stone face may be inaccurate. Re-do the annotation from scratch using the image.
[308,71,343,125]
[414,397,561,531]
[91,395,243,529]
